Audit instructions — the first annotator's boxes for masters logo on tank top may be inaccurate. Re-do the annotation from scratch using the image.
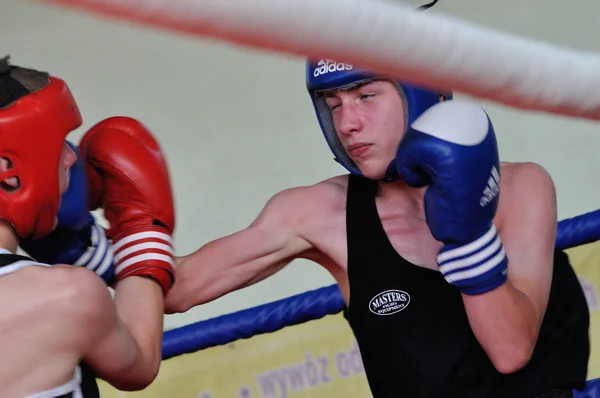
[368,289,411,316]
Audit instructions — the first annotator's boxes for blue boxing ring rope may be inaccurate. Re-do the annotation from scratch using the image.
[162,208,600,396]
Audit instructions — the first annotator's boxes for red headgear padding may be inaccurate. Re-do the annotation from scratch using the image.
[0,76,82,238]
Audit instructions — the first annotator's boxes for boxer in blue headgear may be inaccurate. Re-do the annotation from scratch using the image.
[306,58,451,181]
[166,27,589,398]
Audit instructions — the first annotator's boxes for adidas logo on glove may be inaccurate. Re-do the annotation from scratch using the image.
[479,166,500,207]
[313,59,353,77]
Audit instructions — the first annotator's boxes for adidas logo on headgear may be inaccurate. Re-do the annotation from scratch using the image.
[313,59,353,77]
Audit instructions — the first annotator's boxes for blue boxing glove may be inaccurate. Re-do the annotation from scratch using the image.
[19,141,115,284]
[395,100,507,295]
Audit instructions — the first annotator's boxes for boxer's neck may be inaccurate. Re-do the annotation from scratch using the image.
[0,220,18,254]
[377,180,426,220]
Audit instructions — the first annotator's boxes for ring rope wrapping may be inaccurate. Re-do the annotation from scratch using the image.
[33,0,600,120]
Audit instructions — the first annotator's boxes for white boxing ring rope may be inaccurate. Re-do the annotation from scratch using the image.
[32,0,600,121]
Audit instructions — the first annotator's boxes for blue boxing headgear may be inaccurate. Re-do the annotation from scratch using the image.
[306,58,452,181]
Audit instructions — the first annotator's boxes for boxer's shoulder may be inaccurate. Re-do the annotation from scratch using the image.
[267,175,348,211]
[498,161,554,190]
[0,264,105,333]
[259,175,348,234]
[305,175,349,215]
[496,161,556,229]
[314,175,350,200]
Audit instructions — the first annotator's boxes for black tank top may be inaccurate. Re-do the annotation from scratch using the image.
[0,252,100,398]
[343,175,590,398]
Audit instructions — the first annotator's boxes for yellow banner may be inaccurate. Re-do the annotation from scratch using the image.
[99,313,372,397]
[99,242,600,397]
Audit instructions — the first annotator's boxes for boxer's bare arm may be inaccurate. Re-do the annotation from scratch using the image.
[165,178,346,314]
[81,274,164,391]
[462,162,558,374]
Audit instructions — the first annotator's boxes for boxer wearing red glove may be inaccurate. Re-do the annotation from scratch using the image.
[0,57,176,398]
[80,116,176,295]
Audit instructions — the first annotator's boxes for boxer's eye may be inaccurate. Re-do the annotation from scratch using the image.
[0,157,20,193]
[330,103,341,110]
[359,93,375,100]
[0,178,20,193]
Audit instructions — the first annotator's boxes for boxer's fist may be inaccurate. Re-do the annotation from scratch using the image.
[396,101,508,295]
[79,117,176,294]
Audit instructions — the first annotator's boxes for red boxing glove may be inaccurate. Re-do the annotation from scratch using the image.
[79,116,176,295]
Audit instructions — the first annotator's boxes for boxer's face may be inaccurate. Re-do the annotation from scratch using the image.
[58,142,77,196]
[325,80,406,180]
[0,142,75,195]
[53,143,77,229]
